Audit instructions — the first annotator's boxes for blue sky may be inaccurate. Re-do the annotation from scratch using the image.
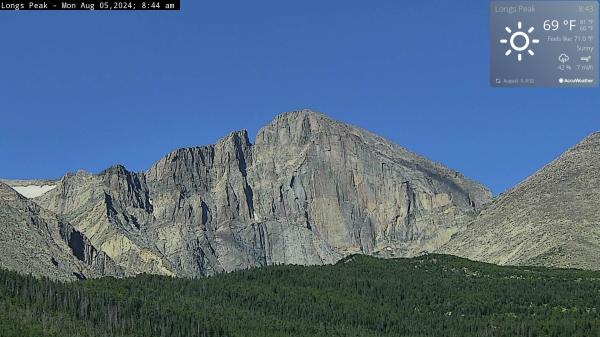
[1,0,598,194]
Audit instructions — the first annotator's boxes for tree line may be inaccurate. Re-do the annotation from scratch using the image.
[0,254,599,337]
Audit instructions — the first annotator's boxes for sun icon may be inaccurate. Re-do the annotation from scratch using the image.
[500,21,540,62]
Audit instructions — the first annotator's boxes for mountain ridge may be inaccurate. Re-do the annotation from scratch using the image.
[4,111,599,276]
[439,131,600,269]
[27,109,492,277]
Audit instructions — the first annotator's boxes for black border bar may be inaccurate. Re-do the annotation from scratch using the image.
[0,0,180,10]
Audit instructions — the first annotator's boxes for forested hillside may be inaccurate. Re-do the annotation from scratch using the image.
[1,254,599,337]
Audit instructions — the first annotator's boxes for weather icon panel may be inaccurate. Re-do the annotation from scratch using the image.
[491,1,598,88]
[500,21,540,62]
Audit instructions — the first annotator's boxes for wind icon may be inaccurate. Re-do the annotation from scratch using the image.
[500,21,540,62]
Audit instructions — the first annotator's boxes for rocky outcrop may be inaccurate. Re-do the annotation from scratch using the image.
[36,168,175,276]
[35,110,492,276]
[0,182,123,281]
[440,132,600,270]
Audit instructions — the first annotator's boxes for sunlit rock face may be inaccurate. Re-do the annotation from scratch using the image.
[35,110,492,277]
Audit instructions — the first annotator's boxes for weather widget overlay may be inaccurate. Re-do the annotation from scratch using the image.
[491,1,598,88]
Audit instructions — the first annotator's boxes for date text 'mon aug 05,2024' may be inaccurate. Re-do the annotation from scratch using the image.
[0,1,180,10]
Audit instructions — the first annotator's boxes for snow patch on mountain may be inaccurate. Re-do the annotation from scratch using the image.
[12,185,57,198]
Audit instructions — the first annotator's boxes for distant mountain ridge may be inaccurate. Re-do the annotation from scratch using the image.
[5,110,492,278]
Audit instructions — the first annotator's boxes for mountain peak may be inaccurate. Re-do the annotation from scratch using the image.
[100,164,131,176]
[270,109,340,129]
[257,109,354,148]
[33,110,493,277]
[275,108,327,119]
[218,129,251,146]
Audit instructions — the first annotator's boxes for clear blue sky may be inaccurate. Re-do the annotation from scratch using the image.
[1,0,598,194]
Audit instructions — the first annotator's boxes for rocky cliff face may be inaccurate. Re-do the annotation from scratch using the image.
[440,132,600,269]
[248,112,491,259]
[0,182,123,281]
[35,110,492,276]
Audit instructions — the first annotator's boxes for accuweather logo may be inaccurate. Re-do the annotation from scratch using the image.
[558,78,595,84]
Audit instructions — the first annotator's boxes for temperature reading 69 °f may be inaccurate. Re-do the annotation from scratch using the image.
[544,19,578,31]
[491,1,598,88]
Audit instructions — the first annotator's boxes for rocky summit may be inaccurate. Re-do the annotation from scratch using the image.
[0,182,123,281]
[440,132,600,270]
[15,110,492,278]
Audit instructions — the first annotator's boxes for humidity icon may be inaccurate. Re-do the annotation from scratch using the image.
[500,21,540,62]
